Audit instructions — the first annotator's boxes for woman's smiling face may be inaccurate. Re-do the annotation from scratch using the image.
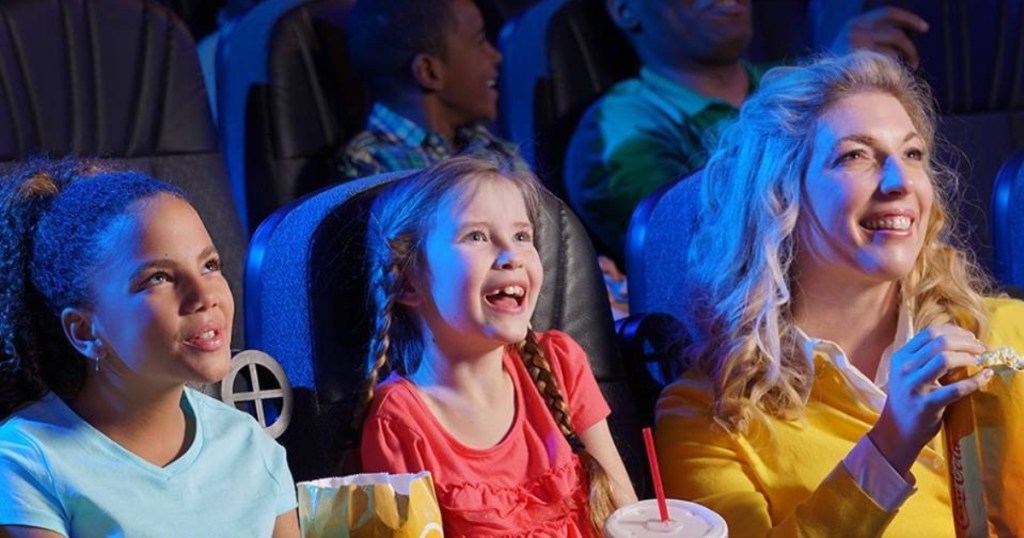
[795,90,934,288]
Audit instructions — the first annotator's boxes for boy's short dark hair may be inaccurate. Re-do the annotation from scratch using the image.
[346,0,459,98]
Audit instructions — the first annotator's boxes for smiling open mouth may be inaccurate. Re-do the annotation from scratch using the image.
[184,328,224,351]
[861,216,911,231]
[485,285,525,309]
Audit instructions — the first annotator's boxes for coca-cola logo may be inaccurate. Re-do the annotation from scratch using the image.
[949,441,969,530]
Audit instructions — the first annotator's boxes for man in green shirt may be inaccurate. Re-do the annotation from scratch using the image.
[564,0,928,267]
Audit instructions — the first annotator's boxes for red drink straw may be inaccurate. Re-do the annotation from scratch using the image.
[643,426,670,522]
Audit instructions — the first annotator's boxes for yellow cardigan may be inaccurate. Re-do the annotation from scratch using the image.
[655,297,1024,537]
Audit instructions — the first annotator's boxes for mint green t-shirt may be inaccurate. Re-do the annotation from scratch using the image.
[0,388,296,537]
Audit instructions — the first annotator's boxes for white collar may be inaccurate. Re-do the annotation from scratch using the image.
[793,303,914,413]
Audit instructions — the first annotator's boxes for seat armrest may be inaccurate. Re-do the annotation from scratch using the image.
[615,312,686,425]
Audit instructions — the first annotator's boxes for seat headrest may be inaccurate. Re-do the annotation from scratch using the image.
[0,0,216,160]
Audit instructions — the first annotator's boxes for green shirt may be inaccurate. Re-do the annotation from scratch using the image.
[564,64,765,265]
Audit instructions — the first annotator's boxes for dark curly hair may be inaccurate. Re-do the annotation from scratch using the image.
[345,0,459,98]
[0,159,184,419]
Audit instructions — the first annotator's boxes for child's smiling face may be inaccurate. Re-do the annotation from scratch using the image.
[403,173,542,356]
[431,0,503,129]
[83,194,234,387]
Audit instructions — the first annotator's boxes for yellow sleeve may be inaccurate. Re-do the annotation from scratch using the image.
[984,297,1024,349]
[655,378,896,537]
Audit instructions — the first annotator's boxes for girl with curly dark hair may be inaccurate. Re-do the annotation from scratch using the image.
[0,160,299,537]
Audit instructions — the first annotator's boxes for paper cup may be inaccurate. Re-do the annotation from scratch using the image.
[604,499,728,538]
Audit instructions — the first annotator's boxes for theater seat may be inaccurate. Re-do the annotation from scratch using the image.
[0,0,248,346]
[498,0,637,198]
[217,0,366,233]
[994,147,1024,292]
[625,172,702,318]
[245,171,653,496]
[621,172,703,400]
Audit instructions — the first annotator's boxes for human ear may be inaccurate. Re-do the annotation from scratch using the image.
[411,52,445,92]
[61,307,105,361]
[606,0,640,33]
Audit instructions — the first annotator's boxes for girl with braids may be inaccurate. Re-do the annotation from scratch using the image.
[357,156,637,536]
[0,160,299,538]
[656,51,1024,537]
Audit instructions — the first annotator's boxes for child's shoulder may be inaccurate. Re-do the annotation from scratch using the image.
[366,373,424,424]
[0,393,64,447]
[532,329,583,355]
[186,388,278,441]
[529,330,589,371]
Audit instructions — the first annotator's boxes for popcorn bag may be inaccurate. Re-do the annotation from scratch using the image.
[943,348,1024,537]
[297,472,444,537]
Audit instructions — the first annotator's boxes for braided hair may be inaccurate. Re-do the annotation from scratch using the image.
[356,156,618,530]
[0,159,183,419]
[517,329,616,532]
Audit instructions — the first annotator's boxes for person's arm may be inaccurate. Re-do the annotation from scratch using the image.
[361,408,430,475]
[597,256,629,320]
[656,380,898,537]
[334,138,386,181]
[0,440,68,538]
[579,419,637,507]
[545,331,638,506]
[271,510,300,538]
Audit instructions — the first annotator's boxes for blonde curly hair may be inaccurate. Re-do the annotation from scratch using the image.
[684,51,992,433]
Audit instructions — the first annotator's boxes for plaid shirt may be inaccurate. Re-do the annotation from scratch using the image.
[335,103,529,180]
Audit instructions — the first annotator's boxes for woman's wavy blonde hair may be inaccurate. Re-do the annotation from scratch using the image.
[684,51,992,433]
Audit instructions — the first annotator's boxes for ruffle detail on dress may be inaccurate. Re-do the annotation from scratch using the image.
[436,457,593,537]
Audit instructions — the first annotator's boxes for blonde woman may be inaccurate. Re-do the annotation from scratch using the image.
[656,51,1024,537]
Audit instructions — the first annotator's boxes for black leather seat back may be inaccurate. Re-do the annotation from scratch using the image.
[0,0,247,346]
[261,0,368,217]
[219,0,367,233]
[499,0,637,198]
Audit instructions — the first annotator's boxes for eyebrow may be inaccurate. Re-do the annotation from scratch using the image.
[128,245,219,282]
[834,131,921,149]
[198,245,219,260]
[457,221,533,230]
